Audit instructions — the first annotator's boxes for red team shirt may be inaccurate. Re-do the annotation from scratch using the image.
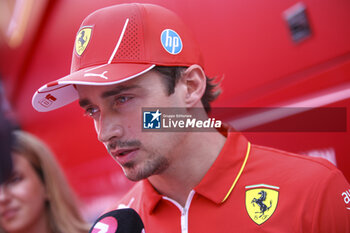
[114,128,350,232]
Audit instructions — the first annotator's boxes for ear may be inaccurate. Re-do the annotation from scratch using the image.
[180,65,206,108]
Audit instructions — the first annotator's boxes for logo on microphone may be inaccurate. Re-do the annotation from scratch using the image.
[161,29,182,54]
[91,216,118,233]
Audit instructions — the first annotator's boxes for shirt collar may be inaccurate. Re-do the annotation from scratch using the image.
[194,127,250,204]
[140,179,163,215]
[140,126,250,213]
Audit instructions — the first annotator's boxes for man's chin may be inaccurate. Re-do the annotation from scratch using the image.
[124,173,148,182]
[122,167,149,182]
[121,155,169,181]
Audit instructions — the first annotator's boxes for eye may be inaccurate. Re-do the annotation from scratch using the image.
[6,173,23,186]
[115,96,133,105]
[84,106,100,118]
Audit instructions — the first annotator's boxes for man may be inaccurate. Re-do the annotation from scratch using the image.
[32,3,350,232]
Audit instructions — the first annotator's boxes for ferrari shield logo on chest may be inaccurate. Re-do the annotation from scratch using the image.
[75,27,92,56]
[245,184,279,225]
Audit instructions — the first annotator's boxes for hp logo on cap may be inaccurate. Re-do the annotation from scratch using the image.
[161,29,182,55]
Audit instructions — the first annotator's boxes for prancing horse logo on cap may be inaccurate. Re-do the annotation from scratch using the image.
[75,26,92,56]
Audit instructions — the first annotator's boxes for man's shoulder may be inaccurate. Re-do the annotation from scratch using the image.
[244,143,349,203]
[247,143,345,186]
[251,143,338,172]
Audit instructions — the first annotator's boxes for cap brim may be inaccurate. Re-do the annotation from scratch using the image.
[32,63,155,112]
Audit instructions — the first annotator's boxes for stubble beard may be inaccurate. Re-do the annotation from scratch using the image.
[122,153,170,181]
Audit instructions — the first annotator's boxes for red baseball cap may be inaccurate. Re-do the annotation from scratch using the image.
[32,3,203,112]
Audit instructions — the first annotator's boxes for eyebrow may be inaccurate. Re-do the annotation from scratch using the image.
[78,85,140,108]
[79,99,91,108]
[101,85,140,98]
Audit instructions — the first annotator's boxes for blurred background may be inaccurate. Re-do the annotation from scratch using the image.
[0,0,349,221]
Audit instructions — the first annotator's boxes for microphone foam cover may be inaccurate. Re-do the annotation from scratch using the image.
[89,208,145,233]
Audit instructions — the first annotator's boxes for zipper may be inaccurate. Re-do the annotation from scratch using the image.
[162,190,196,233]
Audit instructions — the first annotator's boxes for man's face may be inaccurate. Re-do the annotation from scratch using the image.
[76,70,187,181]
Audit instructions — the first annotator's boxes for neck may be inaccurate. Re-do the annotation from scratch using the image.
[13,210,52,233]
[148,130,226,207]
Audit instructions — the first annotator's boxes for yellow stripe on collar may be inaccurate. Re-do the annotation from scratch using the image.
[221,142,251,203]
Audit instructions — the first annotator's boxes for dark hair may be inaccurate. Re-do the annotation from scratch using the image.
[153,66,221,113]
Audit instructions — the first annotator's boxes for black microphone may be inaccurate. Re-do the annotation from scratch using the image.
[89,208,145,233]
[0,110,13,184]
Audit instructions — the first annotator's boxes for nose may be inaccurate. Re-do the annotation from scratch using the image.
[96,112,124,143]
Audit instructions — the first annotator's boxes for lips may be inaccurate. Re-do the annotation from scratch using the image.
[1,208,19,220]
[116,149,137,156]
[110,148,140,165]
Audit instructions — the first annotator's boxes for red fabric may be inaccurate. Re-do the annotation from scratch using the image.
[112,128,350,232]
